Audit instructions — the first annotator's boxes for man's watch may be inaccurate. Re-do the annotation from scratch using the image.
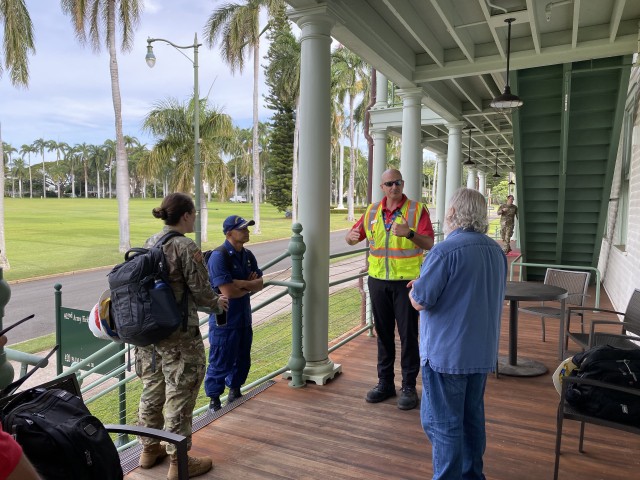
[407,229,415,240]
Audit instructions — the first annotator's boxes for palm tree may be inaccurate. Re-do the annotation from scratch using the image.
[0,0,35,87]
[102,139,116,198]
[32,138,48,197]
[19,144,35,198]
[88,144,104,198]
[12,158,27,198]
[204,0,283,235]
[332,46,367,221]
[0,126,8,268]
[61,0,141,252]
[3,143,17,197]
[74,143,90,198]
[143,96,233,241]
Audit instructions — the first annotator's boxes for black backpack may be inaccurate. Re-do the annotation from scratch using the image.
[107,231,188,346]
[566,345,640,425]
[1,386,123,480]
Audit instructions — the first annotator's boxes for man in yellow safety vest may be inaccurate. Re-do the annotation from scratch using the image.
[345,169,434,410]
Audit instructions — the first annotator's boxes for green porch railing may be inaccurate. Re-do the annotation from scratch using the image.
[0,224,373,453]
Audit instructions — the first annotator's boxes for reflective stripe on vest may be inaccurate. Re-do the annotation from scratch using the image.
[364,199,425,280]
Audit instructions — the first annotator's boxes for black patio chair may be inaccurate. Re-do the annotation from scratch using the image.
[518,268,590,343]
[565,288,640,351]
[553,375,640,479]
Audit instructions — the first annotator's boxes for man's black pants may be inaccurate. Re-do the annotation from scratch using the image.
[368,276,420,389]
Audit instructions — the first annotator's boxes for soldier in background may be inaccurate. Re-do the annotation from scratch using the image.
[497,194,518,254]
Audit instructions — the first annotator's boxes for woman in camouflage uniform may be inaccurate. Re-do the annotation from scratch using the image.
[136,193,228,480]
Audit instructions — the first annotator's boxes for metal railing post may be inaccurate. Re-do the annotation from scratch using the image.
[286,223,306,388]
[54,284,63,375]
[0,268,15,389]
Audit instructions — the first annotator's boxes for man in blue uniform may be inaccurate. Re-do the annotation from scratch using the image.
[205,215,264,411]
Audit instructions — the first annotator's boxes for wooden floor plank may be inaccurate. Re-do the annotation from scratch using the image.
[126,282,640,480]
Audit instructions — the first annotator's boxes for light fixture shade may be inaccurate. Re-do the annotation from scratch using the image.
[508,179,515,185]
[492,154,501,178]
[490,85,523,112]
[491,18,523,113]
[145,45,156,68]
[463,129,475,165]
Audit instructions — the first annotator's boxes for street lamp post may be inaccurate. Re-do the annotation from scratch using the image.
[146,34,203,247]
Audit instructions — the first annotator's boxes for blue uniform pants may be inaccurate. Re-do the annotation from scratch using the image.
[204,319,253,398]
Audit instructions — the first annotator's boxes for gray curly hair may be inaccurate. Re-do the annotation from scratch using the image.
[444,187,489,235]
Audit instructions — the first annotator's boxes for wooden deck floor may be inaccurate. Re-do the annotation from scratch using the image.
[126,283,640,480]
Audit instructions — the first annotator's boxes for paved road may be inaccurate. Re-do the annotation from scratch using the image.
[3,229,361,344]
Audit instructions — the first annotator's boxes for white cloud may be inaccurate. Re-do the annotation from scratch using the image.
[0,0,272,149]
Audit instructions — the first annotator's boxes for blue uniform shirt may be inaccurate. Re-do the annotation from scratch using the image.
[207,239,262,328]
[410,228,507,374]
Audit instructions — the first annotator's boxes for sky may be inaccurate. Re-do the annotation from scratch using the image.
[0,0,270,153]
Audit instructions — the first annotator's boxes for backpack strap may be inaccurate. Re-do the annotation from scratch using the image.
[156,230,188,333]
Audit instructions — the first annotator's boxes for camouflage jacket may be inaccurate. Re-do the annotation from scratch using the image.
[497,203,518,226]
[145,226,222,326]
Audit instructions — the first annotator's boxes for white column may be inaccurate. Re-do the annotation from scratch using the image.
[478,170,487,197]
[396,88,423,201]
[445,122,465,212]
[435,154,447,229]
[373,71,388,109]
[466,166,477,189]
[372,129,387,203]
[291,9,340,383]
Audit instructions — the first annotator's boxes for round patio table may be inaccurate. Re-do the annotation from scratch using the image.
[498,281,568,377]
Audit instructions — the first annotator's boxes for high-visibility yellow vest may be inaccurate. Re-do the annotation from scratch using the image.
[364,199,425,280]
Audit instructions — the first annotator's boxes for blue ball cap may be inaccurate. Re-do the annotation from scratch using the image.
[223,215,255,234]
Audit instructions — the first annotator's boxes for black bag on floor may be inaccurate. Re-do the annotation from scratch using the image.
[1,385,123,480]
[566,345,640,425]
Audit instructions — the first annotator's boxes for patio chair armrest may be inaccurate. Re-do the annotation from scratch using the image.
[104,425,188,480]
[567,306,624,316]
[589,319,638,334]
[563,376,640,397]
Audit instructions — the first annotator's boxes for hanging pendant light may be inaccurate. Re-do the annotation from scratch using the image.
[491,18,523,113]
[492,152,501,178]
[463,128,475,166]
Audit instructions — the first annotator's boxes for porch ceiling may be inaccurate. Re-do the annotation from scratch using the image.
[286,0,640,171]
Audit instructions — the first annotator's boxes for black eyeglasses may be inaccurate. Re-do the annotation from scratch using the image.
[382,179,403,187]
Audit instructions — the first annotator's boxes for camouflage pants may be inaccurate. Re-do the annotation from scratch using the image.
[135,326,205,454]
[500,223,514,251]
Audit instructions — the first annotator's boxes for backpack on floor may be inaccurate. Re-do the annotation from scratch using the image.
[108,231,187,346]
[566,345,640,425]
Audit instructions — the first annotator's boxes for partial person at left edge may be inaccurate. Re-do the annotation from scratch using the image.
[0,334,42,480]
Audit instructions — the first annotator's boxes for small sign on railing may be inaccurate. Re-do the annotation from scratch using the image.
[59,307,114,374]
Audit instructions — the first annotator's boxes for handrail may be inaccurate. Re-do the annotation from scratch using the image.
[47,224,375,455]
[509,260,601,308]
[4,349,49,377]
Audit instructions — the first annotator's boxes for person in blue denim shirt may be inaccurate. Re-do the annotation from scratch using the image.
[409,188,507,480]
[205,215,263,412]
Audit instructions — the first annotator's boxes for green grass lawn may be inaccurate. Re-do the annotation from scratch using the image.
[3,198,356,282]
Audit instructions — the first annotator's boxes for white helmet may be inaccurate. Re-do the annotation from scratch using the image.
[88,289,121,342]
[552,357,578,395]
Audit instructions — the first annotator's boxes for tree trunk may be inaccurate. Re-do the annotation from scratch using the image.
[0,126,9,269]
[251,41,261,234]
[107,0,130,253]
